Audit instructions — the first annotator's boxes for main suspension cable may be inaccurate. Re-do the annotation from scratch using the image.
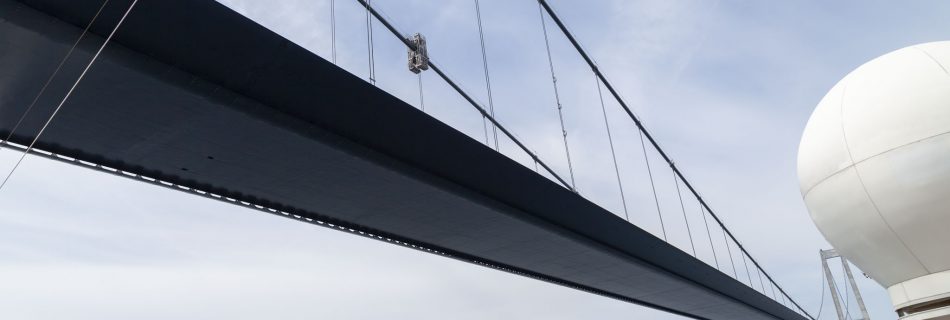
[474,0,499,150]
[537,3,576,191]
[594,74,628,220]
[355,1,805,315]
[0,0,138,193]
[352,0,573,190]
[1,0,110,148]
[535,1,812,316]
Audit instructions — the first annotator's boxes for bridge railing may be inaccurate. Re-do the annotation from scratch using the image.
[299,0,814,318]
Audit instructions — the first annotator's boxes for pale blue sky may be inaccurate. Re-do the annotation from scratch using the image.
[3,1,950,319]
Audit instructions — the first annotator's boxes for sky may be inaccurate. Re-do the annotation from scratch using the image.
[3,0,950,319]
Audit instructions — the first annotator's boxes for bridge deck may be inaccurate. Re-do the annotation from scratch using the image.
[0,1,802,319]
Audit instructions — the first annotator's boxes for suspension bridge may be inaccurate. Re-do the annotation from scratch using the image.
[0,0,816,319]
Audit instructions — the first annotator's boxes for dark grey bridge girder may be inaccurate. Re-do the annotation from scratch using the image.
[0,1,804,319]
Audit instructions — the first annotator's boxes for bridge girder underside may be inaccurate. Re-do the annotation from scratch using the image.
[0,1,803,319]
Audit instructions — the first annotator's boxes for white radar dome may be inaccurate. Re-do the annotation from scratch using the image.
[798,41,950,318]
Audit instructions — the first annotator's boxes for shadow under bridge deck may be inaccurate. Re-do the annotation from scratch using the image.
[0,1,803,319]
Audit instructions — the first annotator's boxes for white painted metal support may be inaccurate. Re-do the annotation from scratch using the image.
[822,249,871,320]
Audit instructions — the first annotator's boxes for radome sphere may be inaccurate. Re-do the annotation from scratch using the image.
[798,41,950,316]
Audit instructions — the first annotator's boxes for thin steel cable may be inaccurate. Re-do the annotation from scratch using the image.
[474,0,498,150]
[594,75,628,220]
[832,278,851,320]
[700,205,720,269]
[756,264,767,293]
[769,273,779,299]
[672,171,696,255]
[481,113,490,145]
[417,73,425,111]
[639,129,667,240]
[779,288,788,306]
[814,261,827,320]
[364,0,375,84]
[1,0,110,148]
[0,0,138,193]
[538,3,576,191]
[721,227,739,278]
[740,250,754,287]
[330,0,337,64]
[774,278,782,302]
[534,2,813,317]
[352,0,573,190]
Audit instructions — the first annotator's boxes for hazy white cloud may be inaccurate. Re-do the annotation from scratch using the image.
[5,0,950,319]
[0,150,679,320]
